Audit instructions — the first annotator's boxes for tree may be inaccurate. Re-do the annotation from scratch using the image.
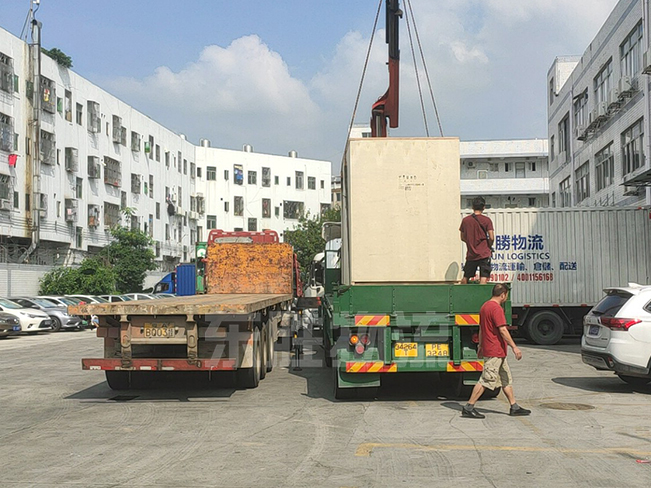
[38,258,115,295]
[100,225,157,293]
[41,48,73,68]
[284,207,341,280]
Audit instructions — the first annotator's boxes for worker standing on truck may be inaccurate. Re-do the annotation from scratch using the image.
[462,283,531,418]
[459,196,494,284]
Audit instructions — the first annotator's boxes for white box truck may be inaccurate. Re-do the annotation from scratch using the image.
[471,207,651,345]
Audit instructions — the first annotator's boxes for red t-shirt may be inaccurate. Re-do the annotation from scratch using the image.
[459,214,493,260]
[479,299,507,358]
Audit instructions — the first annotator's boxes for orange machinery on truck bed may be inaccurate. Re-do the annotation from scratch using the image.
[73,230,300,390]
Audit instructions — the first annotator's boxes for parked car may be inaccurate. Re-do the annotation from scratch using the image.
[581,283,651,387]
[122,293,156,301]
[0,298,53,334]
[38,296,82,307]
[0,313,21,338]
[10,297,83,332]
[99,295,133,302]
[66,295,110,304]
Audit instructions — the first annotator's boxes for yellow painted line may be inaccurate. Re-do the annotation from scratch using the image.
[355,442,651,458]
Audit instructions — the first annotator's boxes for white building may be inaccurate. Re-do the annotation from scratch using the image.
[460,139,549,209]
[194,143,331,241]
[0,25,331,270]
[548,0,651,207]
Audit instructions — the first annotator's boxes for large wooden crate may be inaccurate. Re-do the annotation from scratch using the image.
[342,137,462,284]
[205,242,294,294]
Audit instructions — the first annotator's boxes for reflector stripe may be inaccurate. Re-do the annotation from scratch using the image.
[455,314,480,325]
[345,362,397,373]
[355,315,390,326]
[446,361,483,372]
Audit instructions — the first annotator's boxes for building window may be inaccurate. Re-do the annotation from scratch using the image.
[528,198,536,207]
[295,171,304,189]
[558,114,570,158]
[575,162,590,203]
[504,162,511,172]
[40,129,56,165]
[550,135,555,161]
[489,163,499,172]
[40,76,56,114]
[224,201,229,212]
[248,218,257,232]
[621,21,643,79]
[275,206,280,217]
[87,101,100,133]
[190,162,196,178]
[234,164,244,185]
[248,170,257,185]
[0,52,14,94]
[275,176,280,185]
[262,198,271,218]
[156,202,160,219]
[197,167,202,178]
[573,90,588,131]
[183,159,187,175]
[320,179,324,189]
[549,77,554,105]
[234,196,244,216]
[104,202,120,227]
[104,157,121,187]
[287,176,291,186]
[207,215,217,229]
[0,112,14,152]
[155,144,160,162]
[75,103,83,125]
[283,200,304,219]
[559,177,571,208]
[528,161,537,172]
[76,177,83,199]
[595,143,615,191]
[622,118,644,176]
[207,166,217,180]
[224,170,229,181]
[594,59,612,104]
[149,175,154,198]
[551,192,556,208]
[262,167,271,187]
[131,174,141,194]
[308,176,316,190]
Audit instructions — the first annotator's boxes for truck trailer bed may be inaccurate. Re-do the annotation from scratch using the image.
[69,293,293,316]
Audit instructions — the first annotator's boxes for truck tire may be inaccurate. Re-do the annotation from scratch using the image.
[237,328,262,388]
[105,371,131,390]
[617,375,651,387]
[323,334,333,368]
[260,327,267,380]
[525,311,564,345]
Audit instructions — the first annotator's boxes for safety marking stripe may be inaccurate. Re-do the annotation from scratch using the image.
[446,361,483,372]
[455,314,480,325]
[355,315,390,326]
[346,362,398,373]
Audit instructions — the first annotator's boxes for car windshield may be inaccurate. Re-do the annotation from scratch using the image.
[29,298,58,308]
[63,297,83,304]
[37,297,61,307]
[0,298,24,309]
[591,291,633,317]
[91,296,110,303]
[119,295,133,301]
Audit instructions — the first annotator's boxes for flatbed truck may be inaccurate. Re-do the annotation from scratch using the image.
[72,230,297,390]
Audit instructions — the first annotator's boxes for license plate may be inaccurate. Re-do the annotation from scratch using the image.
[426,343,449,357]
[588,325,600,336]
[12,326,20,331]
[143,323,177,338]
[394,342,418,358]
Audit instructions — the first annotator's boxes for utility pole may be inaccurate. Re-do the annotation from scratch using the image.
[21,0,42,263]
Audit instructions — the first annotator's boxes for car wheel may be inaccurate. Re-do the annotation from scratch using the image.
[617,375,651,387]
[50,317,62,332]
[525,311,564,345]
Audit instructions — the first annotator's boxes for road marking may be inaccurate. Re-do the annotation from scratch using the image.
[355,442,651,458]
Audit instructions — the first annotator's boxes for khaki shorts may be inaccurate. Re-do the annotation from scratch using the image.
[478,357,512,390]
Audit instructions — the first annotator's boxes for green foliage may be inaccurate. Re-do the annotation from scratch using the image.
[100,226,157,293]
[284,208,341,280]
[41,48,73,68]
[38,258,115,295]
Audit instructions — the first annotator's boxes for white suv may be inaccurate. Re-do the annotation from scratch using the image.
[581,284,651,387]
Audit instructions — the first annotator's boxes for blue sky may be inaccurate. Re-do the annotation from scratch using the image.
[3,0,619,168]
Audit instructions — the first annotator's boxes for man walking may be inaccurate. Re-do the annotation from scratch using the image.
[462,283,531,418]
[459,196,494,284]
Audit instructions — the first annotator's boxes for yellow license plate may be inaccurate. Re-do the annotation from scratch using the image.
[426,343,449,357]
[394,342,418,358]
[143,323,176,338]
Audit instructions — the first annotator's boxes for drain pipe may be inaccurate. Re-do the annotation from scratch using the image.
[644,0,651,205]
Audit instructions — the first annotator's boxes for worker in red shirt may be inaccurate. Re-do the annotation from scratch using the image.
[459,196,494,284]
[462,283,531,418]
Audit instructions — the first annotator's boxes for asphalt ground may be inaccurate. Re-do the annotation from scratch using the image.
[1,331,651,487]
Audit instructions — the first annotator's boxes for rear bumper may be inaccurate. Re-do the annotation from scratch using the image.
[82,358,237,371]
[581,350,650,376]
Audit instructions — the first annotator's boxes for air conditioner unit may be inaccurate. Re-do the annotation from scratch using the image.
[643,50,651,75]
[607,88,620,108]
[623,185,640,196]
[574,125,587,141]
[189,211,199,220]
[618,76,634,97]
[467,161,475,168]
[0,199,11,211]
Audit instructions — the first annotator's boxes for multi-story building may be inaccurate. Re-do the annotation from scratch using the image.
[0,25,331,270]
[548,0,651,207]
[460,139,549,209]
[194,143,331,242]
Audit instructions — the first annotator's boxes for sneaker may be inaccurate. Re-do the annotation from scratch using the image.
[461,408,486,419]
[509,406,531,416]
